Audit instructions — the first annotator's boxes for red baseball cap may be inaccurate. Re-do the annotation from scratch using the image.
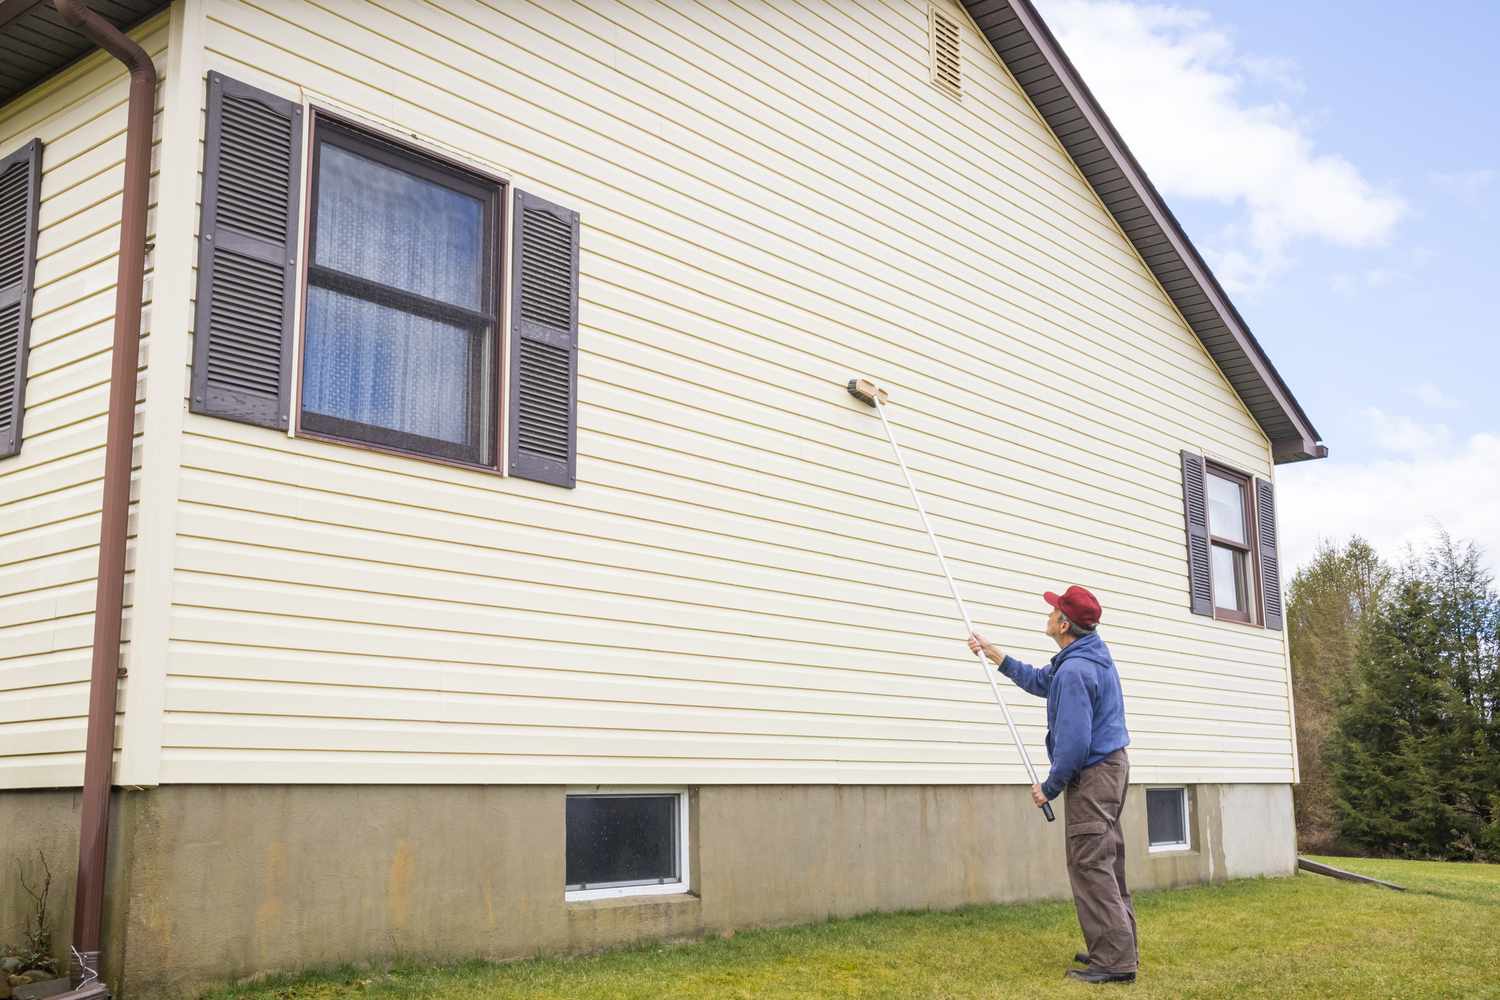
[1044,585,1102,630]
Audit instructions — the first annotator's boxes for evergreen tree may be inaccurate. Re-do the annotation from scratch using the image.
[1424,535,1500,856]
[1329,535,1500,859]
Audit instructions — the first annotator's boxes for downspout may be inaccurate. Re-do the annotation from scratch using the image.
[52,0,157,992]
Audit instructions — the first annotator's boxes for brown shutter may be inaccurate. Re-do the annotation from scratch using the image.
[1255,477,1283,630]
[508,188,578,488]
[0,138,42,459]
[1180,450,1213,616]
[190,72,303,429]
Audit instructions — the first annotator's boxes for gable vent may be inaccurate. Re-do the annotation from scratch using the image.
[929,5,962,99]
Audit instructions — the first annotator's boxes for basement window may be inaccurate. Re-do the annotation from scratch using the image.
[565,790,689,901]
[1146,787,1190,852]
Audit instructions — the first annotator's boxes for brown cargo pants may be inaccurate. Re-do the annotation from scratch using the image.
[1063,748,1138,973]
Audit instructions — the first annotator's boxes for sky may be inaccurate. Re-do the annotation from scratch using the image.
[1034,0,1500,576]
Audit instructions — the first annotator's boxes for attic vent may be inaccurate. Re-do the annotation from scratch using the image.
[929,5,962,99]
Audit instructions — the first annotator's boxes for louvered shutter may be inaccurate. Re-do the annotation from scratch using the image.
[1180,450,1213,616]
[0,139,42,459]
[1255,477,1283,630]
[508,188,579,487]
[190,72,303,429]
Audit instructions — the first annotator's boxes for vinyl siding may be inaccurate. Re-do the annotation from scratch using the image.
[158,0,1292,785]
[0,16,169,789]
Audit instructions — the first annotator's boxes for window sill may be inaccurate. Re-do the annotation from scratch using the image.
[1212,609,1261,628]
[565,890,698,913]
[296,425,504,478]
[1147,844,1194,856]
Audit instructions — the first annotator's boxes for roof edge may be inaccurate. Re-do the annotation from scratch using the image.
[973,0,1326,464]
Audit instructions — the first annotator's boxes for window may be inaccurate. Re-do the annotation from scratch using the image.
[1146,787,1190,852]
[1205,465,1256,622]
[565,790,689,901]
[191,76,581,485]
[299,116,501,466]
[1179,450,1283,629]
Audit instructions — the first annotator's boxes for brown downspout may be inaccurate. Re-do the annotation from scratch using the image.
[53,0,156,991]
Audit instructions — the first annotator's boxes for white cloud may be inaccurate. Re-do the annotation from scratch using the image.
[1361,407,1451,455]
[1329,245,1437,296]
[1430,168,1495,204]
[1406,381,1461,411]
[1277,432,1500,577]
[1038,0,1405,292]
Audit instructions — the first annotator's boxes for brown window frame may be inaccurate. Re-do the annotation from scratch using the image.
[295,110,507,473]
[1204,461,1260,625]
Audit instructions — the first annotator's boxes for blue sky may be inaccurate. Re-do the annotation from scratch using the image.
[1038,0,1499,572]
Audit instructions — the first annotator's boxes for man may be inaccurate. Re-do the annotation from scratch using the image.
[968,585,1136,985]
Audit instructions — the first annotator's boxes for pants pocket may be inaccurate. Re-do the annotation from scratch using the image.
[1066,821,1113,870]
[1067,820,1108,837]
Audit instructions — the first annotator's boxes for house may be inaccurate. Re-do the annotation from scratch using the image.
[0,0,1325,995]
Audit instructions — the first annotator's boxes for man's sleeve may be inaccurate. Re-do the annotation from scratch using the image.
[1040,667,1093,800]
[997,655,1052,698]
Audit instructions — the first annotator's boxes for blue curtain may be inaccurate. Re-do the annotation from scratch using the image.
[302,142,484,445]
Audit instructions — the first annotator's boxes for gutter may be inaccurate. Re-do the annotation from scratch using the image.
[52,0,157,992]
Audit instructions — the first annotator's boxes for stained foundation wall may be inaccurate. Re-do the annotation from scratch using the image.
[0,782,1294,998]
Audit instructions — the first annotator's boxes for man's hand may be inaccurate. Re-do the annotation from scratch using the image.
[1031,784,1048,808]
[967,632,1003,666]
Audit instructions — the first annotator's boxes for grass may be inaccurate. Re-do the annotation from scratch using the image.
[207,857,1500,1000]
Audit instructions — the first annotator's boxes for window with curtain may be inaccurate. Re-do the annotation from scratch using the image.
[300,117,500,465]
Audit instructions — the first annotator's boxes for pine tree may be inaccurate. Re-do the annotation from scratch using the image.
[1425,535,1500,857]
[1330,573,1444,854]
[1329,536,1500,859]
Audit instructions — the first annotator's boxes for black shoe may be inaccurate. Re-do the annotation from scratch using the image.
[1065,968,1136,984]
[1074,952,1090,965]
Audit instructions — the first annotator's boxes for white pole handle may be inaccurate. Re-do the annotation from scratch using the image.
[872,398,1055,822]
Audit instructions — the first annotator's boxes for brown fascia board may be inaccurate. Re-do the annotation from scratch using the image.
[962,0,1326,463]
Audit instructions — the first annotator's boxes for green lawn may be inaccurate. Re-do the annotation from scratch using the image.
[209,857,1500,1000]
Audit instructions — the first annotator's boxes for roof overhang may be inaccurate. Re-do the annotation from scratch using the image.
[963,0,1327,463]
[0,0,168,109]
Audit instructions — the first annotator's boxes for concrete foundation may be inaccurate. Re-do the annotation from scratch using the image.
[0,782,1295,998]
[0,790,83,966]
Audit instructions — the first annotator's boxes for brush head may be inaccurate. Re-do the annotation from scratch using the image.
[846,378,889,407]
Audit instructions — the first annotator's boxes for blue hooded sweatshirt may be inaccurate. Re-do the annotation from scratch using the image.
[998,631,1130,801]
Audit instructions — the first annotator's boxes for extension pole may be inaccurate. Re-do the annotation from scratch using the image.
[857,382,1055,822]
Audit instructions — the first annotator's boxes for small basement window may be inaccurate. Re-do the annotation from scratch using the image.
[1146,787,1190,852]
[565,790,689,901]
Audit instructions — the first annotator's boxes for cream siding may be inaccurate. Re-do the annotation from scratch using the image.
[10,0,1294,788]
[0,16,171,790]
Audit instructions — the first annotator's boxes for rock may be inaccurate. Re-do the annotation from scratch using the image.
[0,978,13,999]
[0,958,21,973]
[14,977,72,1000]
[718,928,735,940]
